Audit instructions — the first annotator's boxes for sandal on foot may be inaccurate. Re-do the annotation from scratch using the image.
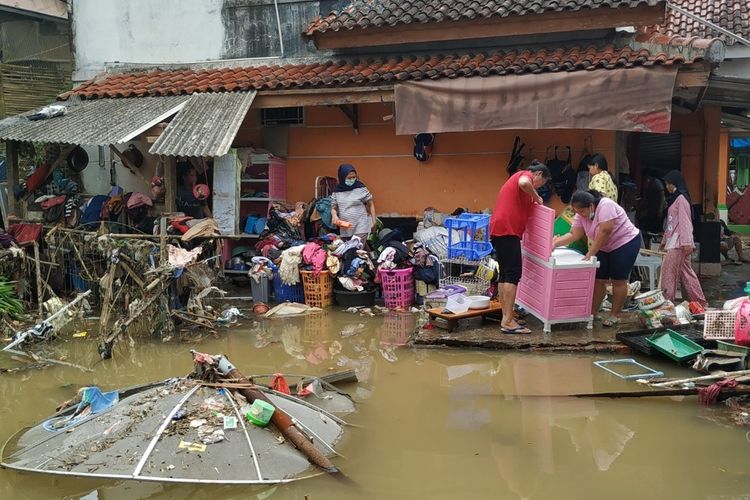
[501,325,532,334]
[602,317,621,327]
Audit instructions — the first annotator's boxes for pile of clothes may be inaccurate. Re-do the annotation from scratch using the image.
[276,234,378,293]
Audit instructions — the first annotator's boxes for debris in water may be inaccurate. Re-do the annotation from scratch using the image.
[340,323,366,338]
[217,307,245,326]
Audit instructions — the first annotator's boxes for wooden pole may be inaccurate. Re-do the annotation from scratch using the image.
[164,156,177,213]
[97,262,118,341]
[159,217,167,265]
[205,357,339,474]
[32,241,43,317]
[6,141,18,220]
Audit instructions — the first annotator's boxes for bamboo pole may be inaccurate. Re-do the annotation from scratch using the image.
[65,232,95,282]
[641,370,750,388]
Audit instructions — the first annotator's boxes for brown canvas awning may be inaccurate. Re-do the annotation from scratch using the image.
[394,66,678,135]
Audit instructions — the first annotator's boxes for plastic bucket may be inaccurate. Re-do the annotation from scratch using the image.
[245,400,275,427]
[250,274,271,303]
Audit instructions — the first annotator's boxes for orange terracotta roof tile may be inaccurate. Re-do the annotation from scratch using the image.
[652,0,750,46]
[60,34,720,100]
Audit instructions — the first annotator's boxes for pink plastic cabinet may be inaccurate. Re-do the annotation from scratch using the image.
[516,204,599,333]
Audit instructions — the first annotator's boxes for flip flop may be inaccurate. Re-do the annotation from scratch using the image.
[513,318,527,326]
[501,325,532,334]
[602,317,621,327]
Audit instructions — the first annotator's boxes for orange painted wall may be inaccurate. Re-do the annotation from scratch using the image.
[670,110,705,207]
[281,103,616,216]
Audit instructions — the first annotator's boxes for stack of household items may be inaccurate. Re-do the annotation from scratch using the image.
[420,212,496,313]
[276,234,379,308]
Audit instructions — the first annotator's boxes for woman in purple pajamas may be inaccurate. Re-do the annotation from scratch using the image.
[659,170,707,307]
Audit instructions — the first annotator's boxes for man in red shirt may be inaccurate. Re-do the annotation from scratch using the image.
[490,161,551,334]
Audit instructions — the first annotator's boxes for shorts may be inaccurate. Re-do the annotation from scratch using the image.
[491,235,522,285]
[596,235,641,281]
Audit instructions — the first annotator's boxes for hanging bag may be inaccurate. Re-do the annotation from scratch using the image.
[507,136,525,174]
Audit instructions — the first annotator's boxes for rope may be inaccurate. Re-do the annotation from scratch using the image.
[698,378,738,406]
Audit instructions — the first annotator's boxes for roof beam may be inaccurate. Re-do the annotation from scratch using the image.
[253,88,394,108]
[310,5,666,49]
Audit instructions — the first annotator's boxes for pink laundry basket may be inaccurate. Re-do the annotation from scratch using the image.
[735,299,750,346]
[378,267,415,310]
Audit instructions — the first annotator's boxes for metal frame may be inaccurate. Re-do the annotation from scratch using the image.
[594,358,664,380]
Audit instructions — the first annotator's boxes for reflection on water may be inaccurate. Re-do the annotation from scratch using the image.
[2,310,750,499]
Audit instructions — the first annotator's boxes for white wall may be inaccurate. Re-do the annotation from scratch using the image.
[71,0,225,81]
[79,140,157,197]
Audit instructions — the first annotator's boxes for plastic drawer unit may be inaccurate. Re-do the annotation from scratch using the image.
[516,204,600,333]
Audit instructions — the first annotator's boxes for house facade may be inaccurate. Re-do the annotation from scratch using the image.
[1,0,739,234]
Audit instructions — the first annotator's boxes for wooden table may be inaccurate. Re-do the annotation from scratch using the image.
[426,300,503,333]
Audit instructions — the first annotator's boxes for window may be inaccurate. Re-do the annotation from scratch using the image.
[260,107,304,126]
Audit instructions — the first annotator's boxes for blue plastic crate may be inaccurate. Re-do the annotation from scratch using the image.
[447,241,493,260]
[273,272,304,303]
[445,213,490,260]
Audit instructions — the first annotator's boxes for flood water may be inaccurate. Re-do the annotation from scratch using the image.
[2,309,750,500]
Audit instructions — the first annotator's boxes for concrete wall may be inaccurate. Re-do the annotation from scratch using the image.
[70,0,226,80]
[70,0,335,81]
[231,103,616,217]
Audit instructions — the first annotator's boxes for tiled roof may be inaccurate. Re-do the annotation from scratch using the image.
[61,34,719,100]
[656,0,750,45]
[305,0,662,36]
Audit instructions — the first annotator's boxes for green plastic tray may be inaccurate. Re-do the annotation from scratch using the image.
[646,329,703,362]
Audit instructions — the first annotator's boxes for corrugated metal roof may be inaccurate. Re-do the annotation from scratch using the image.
[149,91,256,157]
[0,95,189,145]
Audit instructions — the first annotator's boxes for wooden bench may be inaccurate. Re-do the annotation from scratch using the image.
[426,300,503,333]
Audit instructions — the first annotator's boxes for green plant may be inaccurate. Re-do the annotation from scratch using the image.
[0,276,25,319]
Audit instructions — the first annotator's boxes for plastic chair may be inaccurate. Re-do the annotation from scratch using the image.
[634,252,663,291]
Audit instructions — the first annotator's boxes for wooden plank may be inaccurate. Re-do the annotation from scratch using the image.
[311,5,665,49]
[427,300,503,320]
[253,89,393,108]
[675,66,711,88]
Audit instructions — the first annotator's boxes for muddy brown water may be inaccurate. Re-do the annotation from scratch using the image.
[1,310,750,500]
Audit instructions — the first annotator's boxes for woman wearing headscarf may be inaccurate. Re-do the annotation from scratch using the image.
[331,164,376,242]
[659,170,707,306]
[587,153,618,201]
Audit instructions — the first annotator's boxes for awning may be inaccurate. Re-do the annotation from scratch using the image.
[150,91,257,157]
[0,95,190,146]
[395,66,678,135]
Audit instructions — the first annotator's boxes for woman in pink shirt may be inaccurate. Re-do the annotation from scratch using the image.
[659,171,707,306]
[553,190,641,326]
